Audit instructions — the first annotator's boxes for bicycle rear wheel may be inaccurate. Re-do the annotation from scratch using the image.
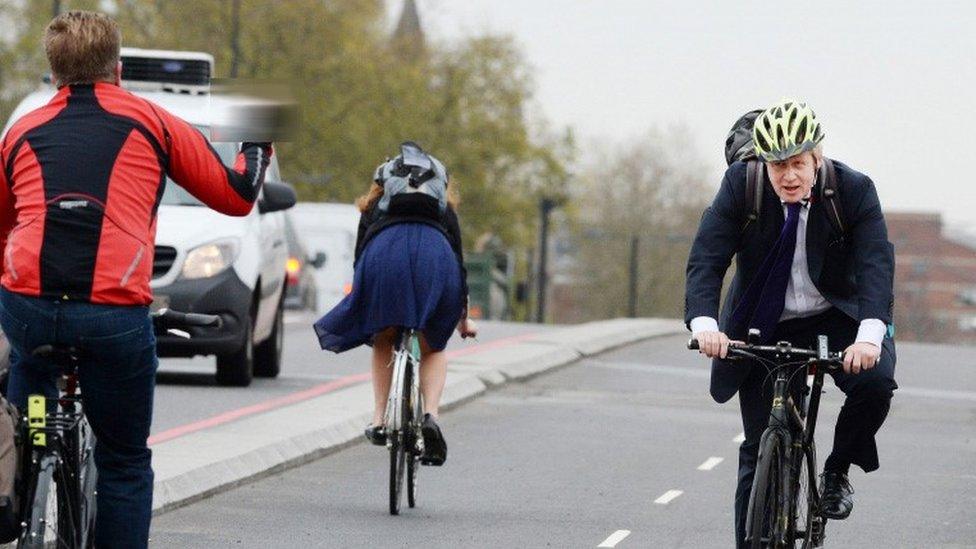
[77,421,98,548]
[388,340,413,516]
[388,430,406,516]
[746,430,788,549]
[406,358,422,509]
[19,454,74,549]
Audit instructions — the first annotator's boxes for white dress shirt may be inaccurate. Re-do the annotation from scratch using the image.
[691,200,886,348]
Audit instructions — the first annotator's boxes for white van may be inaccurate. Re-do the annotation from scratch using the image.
[288,202,360,313]
[2,48,295,387]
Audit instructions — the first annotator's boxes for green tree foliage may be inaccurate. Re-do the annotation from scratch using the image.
[0,0,571,247]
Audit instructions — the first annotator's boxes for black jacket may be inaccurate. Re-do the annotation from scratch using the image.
[354,193,469,306]
[685,159,895,403]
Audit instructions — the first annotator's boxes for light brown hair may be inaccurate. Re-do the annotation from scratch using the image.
[44,11,121,86]
[356,182,460,213]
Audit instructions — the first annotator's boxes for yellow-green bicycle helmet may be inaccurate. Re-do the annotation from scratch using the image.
[752,99,824,162]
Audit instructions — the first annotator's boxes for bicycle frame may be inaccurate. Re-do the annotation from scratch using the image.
[21,363,96,548]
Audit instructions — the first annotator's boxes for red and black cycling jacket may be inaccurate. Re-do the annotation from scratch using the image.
[0,82,272,306]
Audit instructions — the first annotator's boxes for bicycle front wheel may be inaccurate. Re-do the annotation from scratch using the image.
[790,444,816,548]
[18,454,73,549]
[746,430,788,549]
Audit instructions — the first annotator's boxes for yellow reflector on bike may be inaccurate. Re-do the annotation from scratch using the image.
[27,395,46,447]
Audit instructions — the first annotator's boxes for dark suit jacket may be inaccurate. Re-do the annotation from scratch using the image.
[684,159,895,403]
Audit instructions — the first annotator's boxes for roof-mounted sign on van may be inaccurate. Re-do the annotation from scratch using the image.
[120,47,213,95]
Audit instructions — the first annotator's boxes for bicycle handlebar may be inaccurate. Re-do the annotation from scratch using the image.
[151,309,222,332]
[687,337,844,365]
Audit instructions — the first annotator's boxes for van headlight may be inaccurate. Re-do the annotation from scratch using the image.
[180,239,240,279]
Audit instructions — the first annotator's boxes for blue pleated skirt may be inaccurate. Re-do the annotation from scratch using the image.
[313,223,463,353]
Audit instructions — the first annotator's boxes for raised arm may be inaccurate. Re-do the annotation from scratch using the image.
[160,108,272,216]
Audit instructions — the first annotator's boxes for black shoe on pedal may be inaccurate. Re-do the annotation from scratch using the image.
[364,424,387,446]
[420,413,447,466]
[821,472,854,520]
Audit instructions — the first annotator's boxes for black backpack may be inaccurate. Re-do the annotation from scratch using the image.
[725,110,846,236]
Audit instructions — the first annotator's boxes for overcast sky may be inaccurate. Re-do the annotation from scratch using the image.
[388,0,976,228]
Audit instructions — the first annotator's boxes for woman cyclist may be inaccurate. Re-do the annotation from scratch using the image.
[313,142,477,466]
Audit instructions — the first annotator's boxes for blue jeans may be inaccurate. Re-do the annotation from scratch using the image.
[0,288,156,549]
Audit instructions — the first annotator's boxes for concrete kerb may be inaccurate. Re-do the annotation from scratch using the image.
[527,318,686,357]
[149,317,685,515]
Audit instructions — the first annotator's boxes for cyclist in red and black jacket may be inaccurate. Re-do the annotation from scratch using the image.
[0,12,272,548]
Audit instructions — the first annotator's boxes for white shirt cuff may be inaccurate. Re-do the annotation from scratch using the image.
[855,319,886,348]
[690,316,719,336]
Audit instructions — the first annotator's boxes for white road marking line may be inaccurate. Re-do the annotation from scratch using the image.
[733,432,746,444]
[697,457,724,471]
[654,490,683,505]
[597,530,632,548]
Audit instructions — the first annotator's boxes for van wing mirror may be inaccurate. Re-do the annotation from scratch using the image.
[258,182,297,214]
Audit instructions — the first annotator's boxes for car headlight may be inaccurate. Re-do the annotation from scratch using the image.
[180,239,240,280]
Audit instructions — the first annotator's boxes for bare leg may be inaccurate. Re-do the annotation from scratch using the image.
[371,328,396,426]
[419,335,448,418]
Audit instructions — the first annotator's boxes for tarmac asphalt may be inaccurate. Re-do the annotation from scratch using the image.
[150,334,976,548]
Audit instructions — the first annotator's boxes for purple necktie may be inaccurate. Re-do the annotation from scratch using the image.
[728,202,802,342]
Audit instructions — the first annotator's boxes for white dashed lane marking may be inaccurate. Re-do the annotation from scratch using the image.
[597,530,631,547]
[654,490,683,505]
[697,457,724,471]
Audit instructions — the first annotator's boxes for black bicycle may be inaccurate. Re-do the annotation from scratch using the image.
[689,331,844,548]
[14,309,220,548]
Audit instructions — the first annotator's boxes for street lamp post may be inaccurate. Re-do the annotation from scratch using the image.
[535,197,557,323]
[627,235,639,317]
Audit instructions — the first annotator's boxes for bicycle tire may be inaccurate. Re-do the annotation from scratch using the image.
[789,444,816,548]
[406,352,421,509]
[388,337,411,516]
[18,454,73,549]
[746,430,788,549]
[77,422,98,549]
[388,431,406,516]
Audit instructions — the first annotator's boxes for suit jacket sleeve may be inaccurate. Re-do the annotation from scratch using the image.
[684,166,743,329]
[848,176,895,324]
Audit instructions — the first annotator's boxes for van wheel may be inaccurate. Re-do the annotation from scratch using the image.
[216,312,254,387]
[254,298,283,378]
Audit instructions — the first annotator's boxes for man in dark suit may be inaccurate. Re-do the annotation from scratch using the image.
[685,100,897,548]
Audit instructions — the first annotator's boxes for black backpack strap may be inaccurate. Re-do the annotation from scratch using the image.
[820,158,846,235]
[741,160,764,232]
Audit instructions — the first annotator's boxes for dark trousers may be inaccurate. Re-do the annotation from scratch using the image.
[732,308,897,548]
[0,288,156,549]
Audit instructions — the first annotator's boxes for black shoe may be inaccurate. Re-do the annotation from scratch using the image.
[821,472,854,520]
[420,413,447,466]
[364,424,387,446]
